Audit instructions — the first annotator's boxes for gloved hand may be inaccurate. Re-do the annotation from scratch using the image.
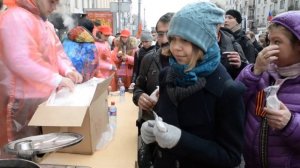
[141,120,156,144]
[153,121,181,149]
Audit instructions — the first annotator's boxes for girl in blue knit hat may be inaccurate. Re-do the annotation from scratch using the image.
[140,2,246,167]
[236,11,300,168]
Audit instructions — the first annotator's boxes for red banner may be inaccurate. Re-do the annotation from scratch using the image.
[86,11,113,31]
[136,22,142,39]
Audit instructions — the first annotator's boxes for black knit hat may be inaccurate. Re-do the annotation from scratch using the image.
[226,9,242,24]
[78,18,94,33]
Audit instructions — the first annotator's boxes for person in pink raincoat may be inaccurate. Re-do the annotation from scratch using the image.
[111,29,137,90]
[95,26,116,77]
[95,26,117,90]
[0,0,82,151]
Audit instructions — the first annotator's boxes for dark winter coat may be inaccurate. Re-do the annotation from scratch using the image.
[219,28,248,79]
[153,64,246,168]
[233,29,257,63]
[133,48,170,120]
[252,38,263,52]
[132,45,156,83]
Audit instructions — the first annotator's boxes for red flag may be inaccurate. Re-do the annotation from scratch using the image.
[267,11,273,21]
[136,22,142,39]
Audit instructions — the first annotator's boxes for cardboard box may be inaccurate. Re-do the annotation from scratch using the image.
[29,76,112,155]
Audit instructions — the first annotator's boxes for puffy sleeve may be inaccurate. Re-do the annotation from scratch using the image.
[281,113,300,150]
[235,64,263,104]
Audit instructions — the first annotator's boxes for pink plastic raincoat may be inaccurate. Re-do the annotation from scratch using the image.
[111,37,137,90]
[0,0,75,148]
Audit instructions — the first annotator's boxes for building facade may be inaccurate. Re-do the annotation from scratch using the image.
[55,0,136,35]
[225,0,300,34]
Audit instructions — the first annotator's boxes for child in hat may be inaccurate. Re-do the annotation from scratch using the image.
[236,11,300,168]
[141,2,246,167]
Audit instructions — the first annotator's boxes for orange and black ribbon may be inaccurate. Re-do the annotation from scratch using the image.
[255,90,266,117]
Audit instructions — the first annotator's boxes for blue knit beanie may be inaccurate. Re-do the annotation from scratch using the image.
[168,2,224,53]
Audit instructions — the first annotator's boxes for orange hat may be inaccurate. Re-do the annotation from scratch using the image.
[120,29,131,37]
[98,26,112,36]
[4,0,16,7]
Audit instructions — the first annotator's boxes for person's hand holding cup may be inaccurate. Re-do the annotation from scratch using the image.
[222,51,241,68]
[117,51,123,60]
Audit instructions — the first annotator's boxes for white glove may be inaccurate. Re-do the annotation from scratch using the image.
[141,120,156,144]
[129,83,135,89]
[150,86,159,103]
[153,121,181,149]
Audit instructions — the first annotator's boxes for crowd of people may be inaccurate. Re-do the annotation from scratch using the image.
[1,0,300,168]
[134,2,300,168]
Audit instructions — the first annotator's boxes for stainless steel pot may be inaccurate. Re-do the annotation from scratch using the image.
[4,132,83,162]
[0,158,40,168]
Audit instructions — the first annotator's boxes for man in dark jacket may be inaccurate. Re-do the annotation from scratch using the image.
[132,31,156,83]
[224,9,258,63]
[133,12,174,122]
[218,27,248,79]
[133,12,174,168]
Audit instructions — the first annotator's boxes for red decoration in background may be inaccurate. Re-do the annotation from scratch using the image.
[268,11,273,21]
[136,22,142,39]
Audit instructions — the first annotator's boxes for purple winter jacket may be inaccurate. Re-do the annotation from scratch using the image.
[236,64,300,168]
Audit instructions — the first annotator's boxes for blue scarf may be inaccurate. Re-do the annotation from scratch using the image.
[169,42,220,87]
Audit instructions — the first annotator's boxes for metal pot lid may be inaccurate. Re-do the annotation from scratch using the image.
[5,132,83,155]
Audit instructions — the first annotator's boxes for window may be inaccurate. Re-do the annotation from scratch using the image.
[280,0,285,9]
